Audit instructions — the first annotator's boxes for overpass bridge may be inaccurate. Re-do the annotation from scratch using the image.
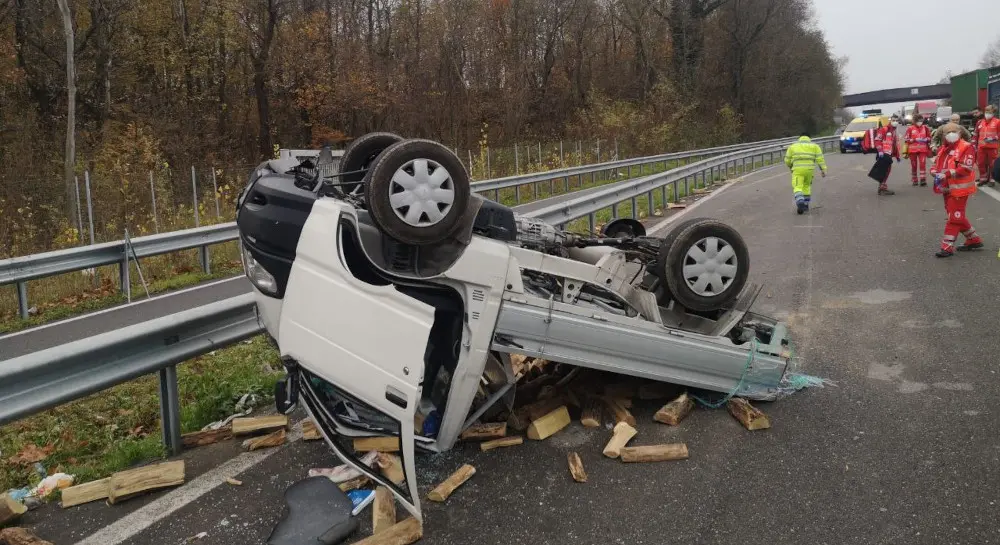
[842,83,951,108]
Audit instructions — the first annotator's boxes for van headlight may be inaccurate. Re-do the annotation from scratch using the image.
[240,241,278,296]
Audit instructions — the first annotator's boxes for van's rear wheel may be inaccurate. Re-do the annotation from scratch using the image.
[661,218,750,312]
[339,132,404,195]
[365,140,471,246]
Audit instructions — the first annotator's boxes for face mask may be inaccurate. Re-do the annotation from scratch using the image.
[891,121,899,127]
[987,114,995,120]
[916,121,923,126]
[945,132,960,144]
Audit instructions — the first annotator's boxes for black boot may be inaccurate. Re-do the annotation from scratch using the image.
[956,242,984,251]
[919,179,927,187]
[935,249,953,258]
[796,201,806,215]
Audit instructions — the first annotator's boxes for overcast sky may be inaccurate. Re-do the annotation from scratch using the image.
[811,0,1000,114]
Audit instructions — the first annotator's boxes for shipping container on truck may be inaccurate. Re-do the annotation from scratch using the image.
[914,100,937,121]
[989,66,1000,110]
[950,69,989,113]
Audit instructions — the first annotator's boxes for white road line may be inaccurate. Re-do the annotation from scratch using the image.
[978,184,1000,204]
[0,276,246,340]
[75,423,305,545]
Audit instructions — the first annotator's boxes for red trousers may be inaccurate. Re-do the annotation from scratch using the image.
[941,194,982,252]
[909,152,928,182]
[979,147,998,181]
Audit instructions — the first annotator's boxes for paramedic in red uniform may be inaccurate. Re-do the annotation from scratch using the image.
[904,116,932,186]
[874,115,901,195]
[931,123,983,258]
[975,105,1000,187]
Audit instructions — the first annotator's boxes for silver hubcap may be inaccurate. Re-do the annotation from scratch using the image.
[388,158,456,227]
[682,237,738,296]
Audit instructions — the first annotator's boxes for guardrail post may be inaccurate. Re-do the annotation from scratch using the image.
[16,282,29,320]
[630,197,637,219]
[647,191,655,217]
[192,167,211,275]
[120,245,131,300]
[159,366,183,456]
[514,184,521,205]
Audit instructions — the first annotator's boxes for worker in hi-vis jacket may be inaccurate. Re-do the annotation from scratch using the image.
[784,135,828,215]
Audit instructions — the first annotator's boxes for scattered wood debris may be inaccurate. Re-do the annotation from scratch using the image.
[427,464,476,502]
[567,453,587,483]
[61,478,112,508]
[0,527,54,545]
[479,436,523,452]
[354,437,401,453]
[338,476,370,492]
[373,487,397,535]
[181,426,232,448]
[727,398,771,431]
[459,422,507,441]
[377,453,405,486]
[603,422,638,458]
[242,429,287,451]
[108,460,185,505]
[527,406,571,440]
[667,203,687,209]
[231,415,288,436]
[0,493,26,525]
[654,392,695,426]
[226,478,243,486]
[301,419,323,441]
[579,398,602,428]
[620,444,689,463]
[352,517,422,545]
[600,397,636,426]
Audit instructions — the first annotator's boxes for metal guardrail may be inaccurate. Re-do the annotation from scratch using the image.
[1,137,803,319]
[529,137,838,230]
[0,294,262,454]
[0,136,835,457]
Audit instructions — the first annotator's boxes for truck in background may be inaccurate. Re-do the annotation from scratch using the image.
[950,69,989,114]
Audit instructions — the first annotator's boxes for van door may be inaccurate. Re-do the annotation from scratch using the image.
[278,201,428,521]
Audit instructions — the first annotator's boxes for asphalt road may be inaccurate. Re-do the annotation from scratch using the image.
[20,148,1000,544]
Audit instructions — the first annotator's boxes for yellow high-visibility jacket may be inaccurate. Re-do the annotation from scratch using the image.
[784,136,828,173]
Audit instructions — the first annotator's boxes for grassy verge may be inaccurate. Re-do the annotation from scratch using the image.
[0,336,281,493]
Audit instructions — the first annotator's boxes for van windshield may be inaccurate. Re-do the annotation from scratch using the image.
[845,121,878,131]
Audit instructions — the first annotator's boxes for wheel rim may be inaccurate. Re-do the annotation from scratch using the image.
[387,158,456,227]
[681,236,738,296]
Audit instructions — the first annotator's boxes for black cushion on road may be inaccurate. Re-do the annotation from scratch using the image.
[267,476,358,545]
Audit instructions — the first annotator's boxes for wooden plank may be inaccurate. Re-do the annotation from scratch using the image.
[231,415,288,436]
[727,398,771,431]
[0,527,54,545]
[181,427,232,448]
[479,436,523,452]
[302,419,322,441]
[373,486,397,535]
[427,464,476,502]
[354,436,401,453]
[459,422,507,441]
[242,429,286,451]
[580,397,602,428]
[377,453,405,486]
[638,382,675,400]
[620,444,689,463]
[602,422,637,458]
[526,406,570,441]
[510,396,567,431]
[108,460,185,504]
[338,476,370,492]
[600,397,636,426]
[567,453,587,483]
[654,393,695,426]
[0,493,27,524]
[352,517,422,545]
[60,478,111,508]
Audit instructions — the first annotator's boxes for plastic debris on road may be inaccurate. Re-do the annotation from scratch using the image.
[347,489,376,516]
[30,473,75,499]
[202,393,259,431]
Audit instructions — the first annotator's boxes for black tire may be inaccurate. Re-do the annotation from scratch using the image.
[366,139,471,246]
[602,218,646,238]
[339,132,404,195]
[652,216,709,305]
[662,218,750,312]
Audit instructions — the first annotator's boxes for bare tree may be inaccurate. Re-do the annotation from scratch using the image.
[55,0,76,216]
[981,35,1000,69]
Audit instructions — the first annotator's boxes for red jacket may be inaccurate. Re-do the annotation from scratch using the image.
[932,140,978,196]
[976,118,1000,150]
[876,126,900,158]
[904,124,932,154]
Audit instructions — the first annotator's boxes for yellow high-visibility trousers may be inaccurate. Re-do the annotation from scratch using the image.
[791,169,815,205]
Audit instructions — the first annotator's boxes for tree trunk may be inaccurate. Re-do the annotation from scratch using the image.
[56,0,76,218]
